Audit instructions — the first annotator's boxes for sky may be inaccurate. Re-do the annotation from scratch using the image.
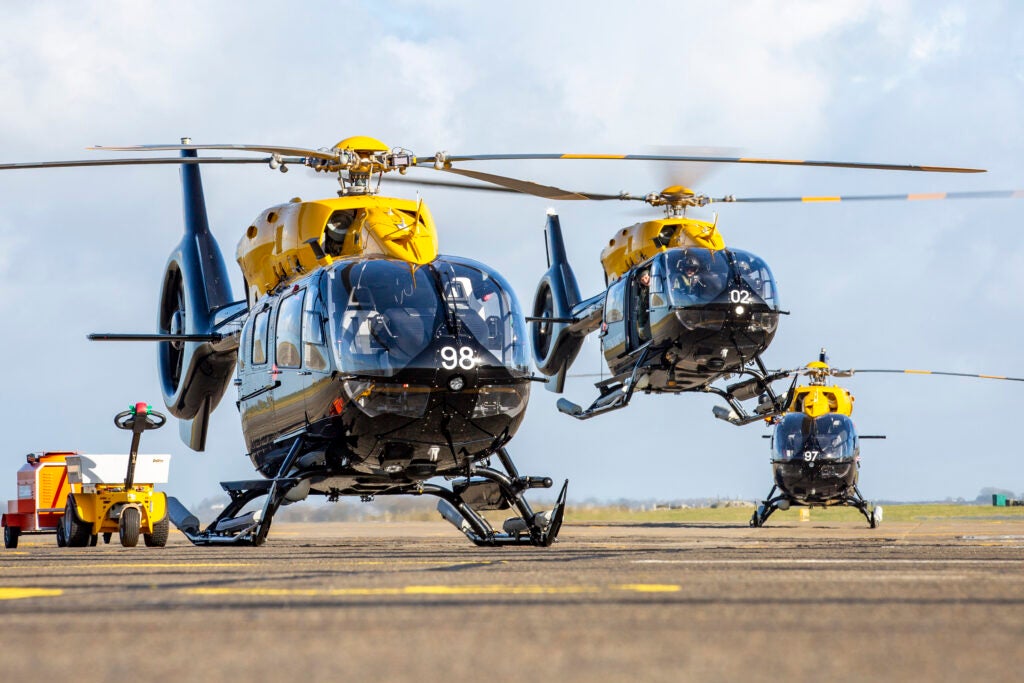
[1,0,1023,510]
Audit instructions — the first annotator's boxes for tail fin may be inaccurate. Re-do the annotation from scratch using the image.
[531,211,587,392]
[157,142,239,450]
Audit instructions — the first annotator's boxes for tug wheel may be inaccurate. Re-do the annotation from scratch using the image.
[119,507,141,547]
[102,533,112,544]
[56,521,67,547]
[64,496,93,547]
[144,516,169,548]
[3,526,19,549]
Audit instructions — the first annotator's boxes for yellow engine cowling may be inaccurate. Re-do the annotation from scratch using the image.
[236,195,438,302]
[788,385,855,417]
[600,217,725,282]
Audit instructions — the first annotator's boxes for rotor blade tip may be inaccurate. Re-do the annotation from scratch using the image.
[546,207,558,216]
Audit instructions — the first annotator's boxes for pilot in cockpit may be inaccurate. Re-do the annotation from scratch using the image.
[671,255,703,297]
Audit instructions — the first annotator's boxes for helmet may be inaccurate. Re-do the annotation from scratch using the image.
[681,255,701,273]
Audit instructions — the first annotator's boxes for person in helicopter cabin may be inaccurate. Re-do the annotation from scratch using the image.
[636,267,652,342]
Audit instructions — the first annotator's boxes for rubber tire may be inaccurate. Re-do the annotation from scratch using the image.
[102,533,112,544]
[56,520,67,547]
[119,507,141,548]
[3,526,19,549]
[89,534,98,547]
[144,516,169,548]
[64,495,93,547]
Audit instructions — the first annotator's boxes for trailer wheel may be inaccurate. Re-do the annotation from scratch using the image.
[102,533,112,544]
[89,535,98,547]
[119,507,141,547]
[64,496,92,547]
[144,516,169,548]
[3,526,19,549]
[56,520,67,547]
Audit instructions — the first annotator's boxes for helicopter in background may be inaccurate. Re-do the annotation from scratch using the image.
[743,349,1024,528]
[392,155,1013,422]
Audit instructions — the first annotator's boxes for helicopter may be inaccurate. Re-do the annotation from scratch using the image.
[390,156,1012,423]
[3,136,584,547]
[741,349,1024,528]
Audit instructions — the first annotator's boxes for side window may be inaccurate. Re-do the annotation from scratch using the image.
[604,280,625,323]
[649,257,666,307]
[252,308,270,365]
[275,289,304,368]
[303,288,329,371]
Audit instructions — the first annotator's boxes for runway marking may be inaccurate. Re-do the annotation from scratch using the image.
[634,559,1023,565]
[53,563,258,569]
[0,588,63,600]
[184,583,681,598]
[341,560,502,567]
[614,584,681,592]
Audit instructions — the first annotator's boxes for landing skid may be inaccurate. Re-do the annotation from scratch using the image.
[749,485,882,528]
[435,447,568,547]
[556,346,651,420]
[167,441,569,548]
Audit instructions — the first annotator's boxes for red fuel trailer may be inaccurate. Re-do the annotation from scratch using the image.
[2,452,76,548]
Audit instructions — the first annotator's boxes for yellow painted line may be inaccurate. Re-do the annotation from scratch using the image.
[908,192,947,200]
[62,563,257,569]
[341,560,501,567]
[801,196,841,202]
[560,154,626,159]
[614,584,681,593]
[0,588,63,600]
[184,584,682,598]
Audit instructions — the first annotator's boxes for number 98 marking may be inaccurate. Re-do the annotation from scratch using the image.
[440,346,476,370]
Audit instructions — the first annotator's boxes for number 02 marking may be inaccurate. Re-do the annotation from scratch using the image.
[441,346,476,370]
[729,289,751,304]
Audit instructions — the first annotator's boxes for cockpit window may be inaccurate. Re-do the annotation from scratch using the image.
[665,248,730,305]
[661,248,779,309]
[730,249,779,308]
[326,258,529,377]
[772,413,857,461]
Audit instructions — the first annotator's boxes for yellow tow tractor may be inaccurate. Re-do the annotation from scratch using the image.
[59,403,171,548]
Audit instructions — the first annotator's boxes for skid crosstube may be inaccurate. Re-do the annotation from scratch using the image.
[167,442,568,547]
[748,484,879,529]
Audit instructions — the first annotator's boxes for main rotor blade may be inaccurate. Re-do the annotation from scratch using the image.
[0,156,297,171]
[721,190,1024,204]
[423,153,984,174]
[436,167,640,201]
[846,369,1024,382]
[91,143,341,162]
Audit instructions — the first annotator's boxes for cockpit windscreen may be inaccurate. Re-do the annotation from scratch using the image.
[326,258,529,377]
[663,248,778,308]
[772,413,858,461]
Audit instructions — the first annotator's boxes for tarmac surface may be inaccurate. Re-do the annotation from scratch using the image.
[3,517,1024,682]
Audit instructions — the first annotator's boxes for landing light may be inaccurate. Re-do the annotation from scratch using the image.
[448,375,466,392]
[735,305,745,315]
